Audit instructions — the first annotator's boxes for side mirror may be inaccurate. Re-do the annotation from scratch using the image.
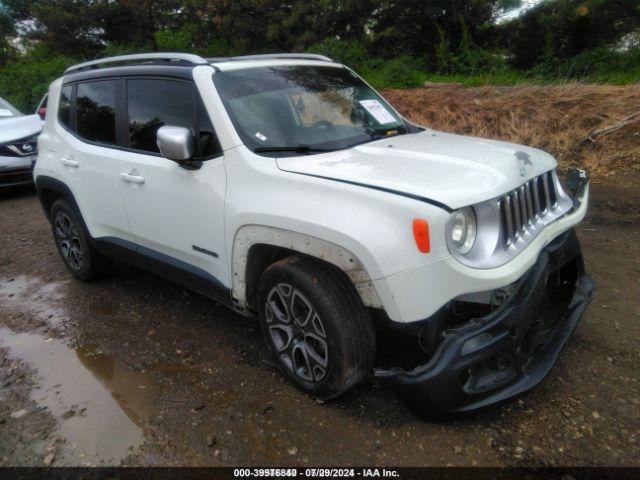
[157,126,194,162]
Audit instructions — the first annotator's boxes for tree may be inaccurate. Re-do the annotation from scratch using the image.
[1,0,189,58]
[505,0,640,69]
[163,0,375,55]
[3,0,103,57]
[369,0,520,60]
[0,44,75,111]
[0,4,16,67]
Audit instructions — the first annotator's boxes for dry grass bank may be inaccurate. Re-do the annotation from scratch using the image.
[383,84,640,187]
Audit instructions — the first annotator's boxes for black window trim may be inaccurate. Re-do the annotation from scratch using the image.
[70,83,77,131]
[116,77,128,147]
[59,74,223,162]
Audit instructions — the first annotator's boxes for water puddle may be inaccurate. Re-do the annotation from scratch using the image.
[0,327,158,466]
[0,275,69,327]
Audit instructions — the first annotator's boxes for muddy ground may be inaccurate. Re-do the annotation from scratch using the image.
[0,183,638,468]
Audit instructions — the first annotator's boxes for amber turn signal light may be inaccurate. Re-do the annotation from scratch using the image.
[412,219,430,253]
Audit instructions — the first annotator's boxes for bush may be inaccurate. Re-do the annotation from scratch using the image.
[307,38,369,70]
[307,39,428,88]
[361,55,428,89]
[154,25,196,52]
[435,26,511,76]
[533,46,640,83]
[195,37,242,58]
[101,43,150,57]
[0,45,76,112]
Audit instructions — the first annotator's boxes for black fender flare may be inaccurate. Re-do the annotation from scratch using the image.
[34,175,85,228]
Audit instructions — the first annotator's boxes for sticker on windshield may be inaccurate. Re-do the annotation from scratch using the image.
[359,100,396,125]
[0,109,13,117]
[255,132,267,141]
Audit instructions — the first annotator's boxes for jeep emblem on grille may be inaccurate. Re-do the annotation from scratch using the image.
[515,151,532,177]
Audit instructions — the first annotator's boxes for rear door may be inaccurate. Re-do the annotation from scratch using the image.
[54,80,131,240]
[117,77,228,288]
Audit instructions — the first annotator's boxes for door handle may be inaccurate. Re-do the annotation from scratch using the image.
[60,157,79,168]
[121,172,146,184]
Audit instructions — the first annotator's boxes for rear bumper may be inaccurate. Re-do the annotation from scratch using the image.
[374,229,595,413]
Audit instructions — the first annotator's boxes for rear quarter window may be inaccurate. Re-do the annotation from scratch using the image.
[58,86,72,128]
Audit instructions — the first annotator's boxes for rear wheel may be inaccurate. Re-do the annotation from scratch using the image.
[50,199,105,281]
[257,256,375,400]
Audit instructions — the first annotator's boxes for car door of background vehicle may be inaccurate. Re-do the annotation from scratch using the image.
[117,77,229,290]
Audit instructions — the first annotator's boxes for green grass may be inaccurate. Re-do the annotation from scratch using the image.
[362,66,640,89]
[582,67,640,85]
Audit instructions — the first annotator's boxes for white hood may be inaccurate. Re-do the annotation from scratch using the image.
[0,114,42,144]
[276,130,557,210]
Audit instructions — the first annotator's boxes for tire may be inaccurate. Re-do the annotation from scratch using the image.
[50,198,105,281]
[256,255,376,400]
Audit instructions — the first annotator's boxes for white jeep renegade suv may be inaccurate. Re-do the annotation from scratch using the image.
[35,53,594,414]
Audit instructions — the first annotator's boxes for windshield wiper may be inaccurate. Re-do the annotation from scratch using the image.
[254,146,334,154]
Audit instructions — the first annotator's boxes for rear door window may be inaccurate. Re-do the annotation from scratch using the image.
[76,80,117,144]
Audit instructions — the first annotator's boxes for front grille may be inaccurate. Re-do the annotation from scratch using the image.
[0,146,20,157]
[498,170,563,248]
[0,142,38,157]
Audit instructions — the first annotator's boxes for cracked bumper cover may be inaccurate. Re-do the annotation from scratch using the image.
[375,231,594,413]
[374,173,595,413]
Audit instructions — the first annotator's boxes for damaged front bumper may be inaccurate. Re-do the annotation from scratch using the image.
[374,228,595,414]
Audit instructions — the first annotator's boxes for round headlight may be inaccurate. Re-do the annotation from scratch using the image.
[449,207,477,255]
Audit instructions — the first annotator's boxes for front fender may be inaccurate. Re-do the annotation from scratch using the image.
[224,147,452,317]
[231,225,383,309]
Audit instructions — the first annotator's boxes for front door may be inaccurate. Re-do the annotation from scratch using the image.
[117,77,228,289]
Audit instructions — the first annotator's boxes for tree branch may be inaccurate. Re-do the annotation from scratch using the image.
[585,111,640,144]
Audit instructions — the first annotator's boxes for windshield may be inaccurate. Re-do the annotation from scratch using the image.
[213,65,409,156]
[0,98,21,119]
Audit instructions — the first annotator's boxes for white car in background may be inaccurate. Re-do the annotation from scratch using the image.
[0,97,42,189]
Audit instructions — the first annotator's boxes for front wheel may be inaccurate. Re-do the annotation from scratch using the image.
[256,256,375,400]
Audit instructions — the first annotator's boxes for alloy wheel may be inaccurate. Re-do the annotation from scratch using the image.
[54,211,84,270]
[265,283,329,383]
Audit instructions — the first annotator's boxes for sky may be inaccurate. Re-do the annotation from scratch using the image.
[501,0,544,22]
